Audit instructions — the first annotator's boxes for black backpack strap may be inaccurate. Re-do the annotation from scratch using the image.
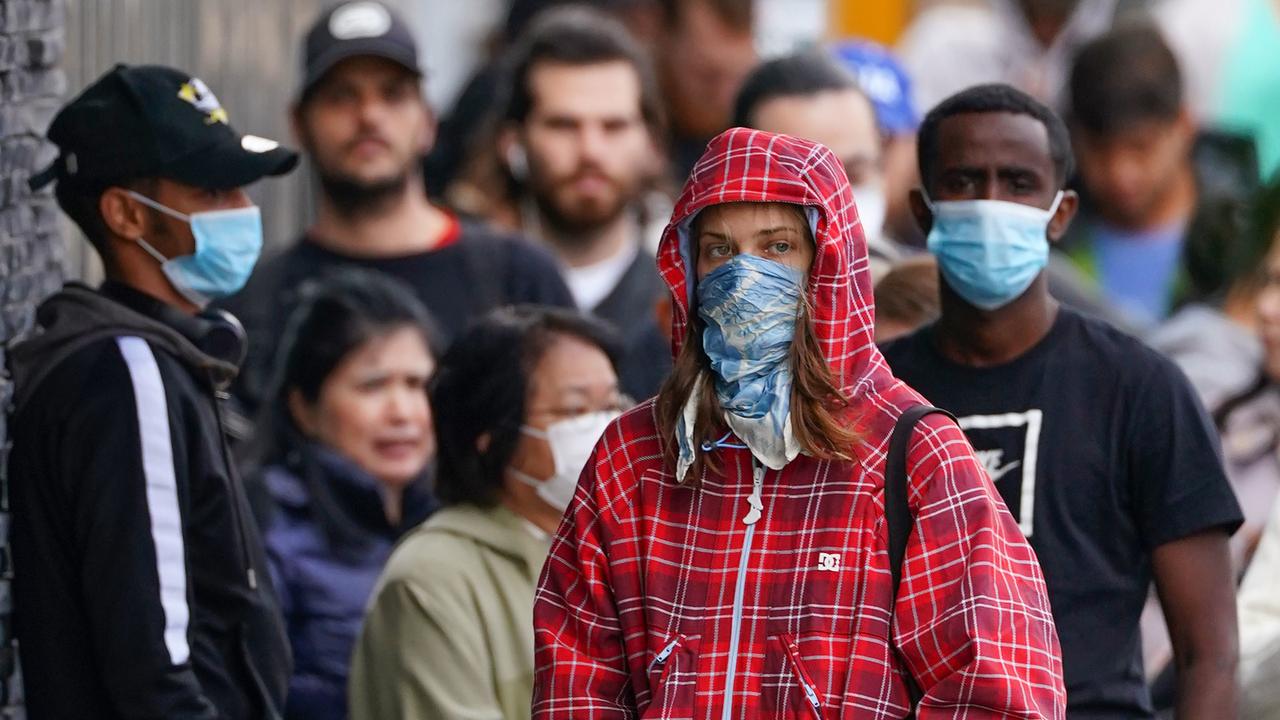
[885,404,956,715]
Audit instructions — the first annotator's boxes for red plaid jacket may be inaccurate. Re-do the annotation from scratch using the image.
[533,129,1065,719]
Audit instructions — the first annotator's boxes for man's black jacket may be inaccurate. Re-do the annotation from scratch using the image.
[6,282,290,719]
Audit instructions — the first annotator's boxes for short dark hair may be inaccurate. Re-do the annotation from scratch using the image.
[273,269,440,411]
[874,255,939,329]
[430,306,620,508]
[1069,23,1183,137]
[731,51,865,129]
[917,83,1075,189]
[54,177,155,264]
[255,268,441,552]
[502,5,665,136]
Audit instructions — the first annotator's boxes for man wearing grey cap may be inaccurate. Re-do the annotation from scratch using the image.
[7,64,296,719]
[223,0,574,416]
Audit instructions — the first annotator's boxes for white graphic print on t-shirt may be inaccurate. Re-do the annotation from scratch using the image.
[957,410,1043,537]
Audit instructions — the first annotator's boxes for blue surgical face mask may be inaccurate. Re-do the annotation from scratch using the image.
[924,191,1063,311]
[128,191,263,308]
[696,253,805,424]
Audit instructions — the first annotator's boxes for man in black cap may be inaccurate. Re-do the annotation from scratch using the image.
[7,64,296,719]
[223,0,574,415]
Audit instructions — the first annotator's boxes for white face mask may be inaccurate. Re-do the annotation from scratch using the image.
[852,182,887,240]
[510,410,618,512]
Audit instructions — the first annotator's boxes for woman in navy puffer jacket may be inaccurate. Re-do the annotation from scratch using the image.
[251,270,440,720]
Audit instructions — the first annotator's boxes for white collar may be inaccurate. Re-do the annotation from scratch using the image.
[562,240,640,311]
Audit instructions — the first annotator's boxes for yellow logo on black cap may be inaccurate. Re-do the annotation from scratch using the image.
[178,77,229,125]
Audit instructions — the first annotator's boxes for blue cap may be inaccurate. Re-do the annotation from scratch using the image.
[830,40,919,136]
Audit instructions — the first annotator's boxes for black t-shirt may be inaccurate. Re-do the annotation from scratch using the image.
[221,219,574,415]
[881,308,1242,719]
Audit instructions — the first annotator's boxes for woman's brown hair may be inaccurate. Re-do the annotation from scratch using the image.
[654,208,859,482]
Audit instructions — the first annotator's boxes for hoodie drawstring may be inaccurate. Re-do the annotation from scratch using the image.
[701,431,747,453]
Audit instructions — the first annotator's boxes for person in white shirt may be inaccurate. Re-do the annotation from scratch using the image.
[457,6,671,400]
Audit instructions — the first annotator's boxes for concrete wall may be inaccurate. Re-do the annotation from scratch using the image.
[0,0,66,716]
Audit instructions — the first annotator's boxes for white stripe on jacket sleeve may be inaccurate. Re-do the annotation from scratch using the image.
[116,336,191,665]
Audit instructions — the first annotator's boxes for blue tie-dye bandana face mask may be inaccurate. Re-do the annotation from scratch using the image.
[671,205,819,483]
[697,253,806,423]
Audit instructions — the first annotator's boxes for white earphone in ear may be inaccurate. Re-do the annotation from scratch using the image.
[505,143,529,182]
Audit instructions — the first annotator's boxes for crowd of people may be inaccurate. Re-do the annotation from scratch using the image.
[6,0,1280,718]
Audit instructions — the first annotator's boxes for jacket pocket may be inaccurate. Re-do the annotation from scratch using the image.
[641,634,698,720]
[779,634,828,720]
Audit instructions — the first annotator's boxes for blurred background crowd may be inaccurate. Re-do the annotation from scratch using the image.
[5,0,1280,717]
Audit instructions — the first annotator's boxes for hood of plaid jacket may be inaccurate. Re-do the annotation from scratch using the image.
[658,128,906,451]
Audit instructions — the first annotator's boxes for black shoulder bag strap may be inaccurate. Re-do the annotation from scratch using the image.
[886,404,956,717]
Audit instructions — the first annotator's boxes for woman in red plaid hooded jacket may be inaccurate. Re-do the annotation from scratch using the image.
[531,128,1066,719]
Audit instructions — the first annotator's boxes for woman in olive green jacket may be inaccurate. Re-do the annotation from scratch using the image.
[349,307,627,720]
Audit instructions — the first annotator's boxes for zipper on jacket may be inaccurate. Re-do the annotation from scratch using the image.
[210,385,258,590]
[802,681,822,716]
[648,637,681,675]
[783,636,826,720]
[721,459,765,720]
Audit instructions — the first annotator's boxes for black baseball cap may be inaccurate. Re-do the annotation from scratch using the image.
[300,1,422,99]
[30,64,298,191]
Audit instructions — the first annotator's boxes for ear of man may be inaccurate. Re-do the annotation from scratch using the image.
[907,187,932,235]
[289,101,310,153]
[416,100,437,156]
[1047,189,1079,244]
[498,127,530,182]
[99,186,153,243]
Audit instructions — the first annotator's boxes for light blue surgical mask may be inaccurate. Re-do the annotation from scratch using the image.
[129,191,263,308]
[696,253,805,425]
[924,191,1063,311]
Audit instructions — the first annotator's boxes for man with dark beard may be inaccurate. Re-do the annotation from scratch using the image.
[472,7,671,399]
[223,1,572,415]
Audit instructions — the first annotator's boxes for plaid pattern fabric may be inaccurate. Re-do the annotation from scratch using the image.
[533,129,1066,719]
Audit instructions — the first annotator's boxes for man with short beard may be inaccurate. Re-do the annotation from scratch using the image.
[224,1,572,415]
[479,7,672,400]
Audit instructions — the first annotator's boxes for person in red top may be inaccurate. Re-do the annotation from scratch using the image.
[532,127,1066,718]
